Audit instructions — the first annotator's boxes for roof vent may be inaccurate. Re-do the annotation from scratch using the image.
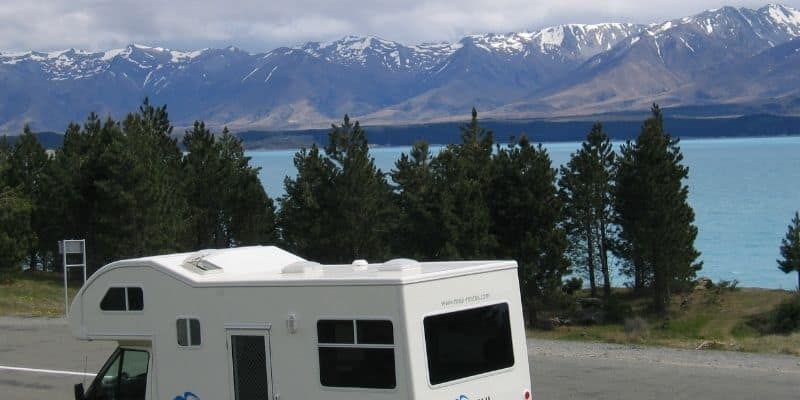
[182,252,223,274]
[282,261,321,274]
[351,259,369,270]
[378,258,420,272]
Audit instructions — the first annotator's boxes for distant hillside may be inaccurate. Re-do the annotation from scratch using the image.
[1,5,800,133]
[235,114,800,149]
[2,131,62,149]
[5,114,800,150]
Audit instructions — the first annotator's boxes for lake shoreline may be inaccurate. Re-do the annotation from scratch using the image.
[249,136,800,289]
[242,133,800,151]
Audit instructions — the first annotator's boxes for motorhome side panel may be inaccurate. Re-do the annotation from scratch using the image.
[402,267,532,400]
[72,266,156,339]
[77,267,410,400]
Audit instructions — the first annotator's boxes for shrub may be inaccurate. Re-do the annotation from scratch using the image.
[562,277,583,295]
[549,289,579,315]
[746,296,800,335]
[771,296,800,334]
[603,297,633,324]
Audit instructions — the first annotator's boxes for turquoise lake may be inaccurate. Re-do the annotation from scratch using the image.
[248,136,800,289]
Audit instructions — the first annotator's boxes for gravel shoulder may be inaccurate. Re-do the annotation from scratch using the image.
[528,338,800,373]
[528,338,799,400]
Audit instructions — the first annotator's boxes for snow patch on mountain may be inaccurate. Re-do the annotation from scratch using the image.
[763,3,800,34]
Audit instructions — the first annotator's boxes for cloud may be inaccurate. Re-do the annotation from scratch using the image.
[1,0,797,52]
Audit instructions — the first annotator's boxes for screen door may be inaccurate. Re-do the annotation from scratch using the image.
[228,331,272,400]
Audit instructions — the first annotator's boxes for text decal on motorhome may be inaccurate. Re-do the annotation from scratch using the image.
[440,293,490,307]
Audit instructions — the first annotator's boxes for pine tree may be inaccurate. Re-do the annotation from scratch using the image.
[0,136,34,269]
[49,117,115,270]
[0,187,32,269]
[47,123,89,272]
[559,123,616,298]
[431,108,496,259]
[121,99,188,257]
[279,115,393,263]
[391,140,442,258]
[217,127,277,246]
[182,121,221,248]
[614,105,701,314]
[6,125,51,270]
[490,136,569,325]
[0,136,9,178]
[560,151,599,296]
[278,144,336,261]
[323,115,395,262]
[183,123,277,248]
[84,116,139,268]
[614,139,648,291]
[777,212,800,291]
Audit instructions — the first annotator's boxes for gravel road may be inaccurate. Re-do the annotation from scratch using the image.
[1,317,798,399]
[528,340,799,399]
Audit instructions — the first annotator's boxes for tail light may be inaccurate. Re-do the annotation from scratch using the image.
[523,389,532,400]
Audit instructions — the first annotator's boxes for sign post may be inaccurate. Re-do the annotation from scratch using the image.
[60,239,87,317]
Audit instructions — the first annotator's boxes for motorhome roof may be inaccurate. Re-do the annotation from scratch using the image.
[95,246,517,287]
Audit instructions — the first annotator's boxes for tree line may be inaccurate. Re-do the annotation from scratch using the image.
[0,100,702,319]
[0,100,275,276]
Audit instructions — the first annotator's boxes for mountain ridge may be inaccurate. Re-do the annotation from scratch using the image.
[1,4,799,133]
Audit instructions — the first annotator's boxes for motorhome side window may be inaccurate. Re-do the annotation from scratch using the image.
[424,303,515,385]
[176,318,201,347]
[84,348,149,400]
[317,319,396,389]
[100,287,144,311]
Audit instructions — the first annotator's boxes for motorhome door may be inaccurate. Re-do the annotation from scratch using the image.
[226,329,274,400]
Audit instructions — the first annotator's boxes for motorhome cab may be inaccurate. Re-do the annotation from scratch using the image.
[69,246,532,400]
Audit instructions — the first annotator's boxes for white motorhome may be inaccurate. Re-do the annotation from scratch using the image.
[69,246,533,400]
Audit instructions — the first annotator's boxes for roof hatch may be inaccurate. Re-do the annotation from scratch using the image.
[181,252,223,274]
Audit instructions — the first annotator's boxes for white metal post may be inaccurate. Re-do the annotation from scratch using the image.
[63,247,68,317]
[62,239,87,317]
[82,240,87,283]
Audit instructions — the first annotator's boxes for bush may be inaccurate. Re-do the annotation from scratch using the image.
[603,297,633,324]
[771,296,800,334]
[562,277,583,295]
[548,289,579,316]
[746,296,800,335]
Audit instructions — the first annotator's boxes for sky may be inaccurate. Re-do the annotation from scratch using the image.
[0,1,798,52]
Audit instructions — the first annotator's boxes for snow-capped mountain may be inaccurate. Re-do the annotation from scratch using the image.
[295,36,462,71]
[1,4,799,132]
[466,23,644,60]
[497,4,800,116]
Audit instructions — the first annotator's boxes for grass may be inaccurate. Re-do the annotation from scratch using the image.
[0,270,77,317]
[529,287,800,356]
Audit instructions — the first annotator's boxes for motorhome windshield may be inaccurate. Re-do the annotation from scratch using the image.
[424,303,514,385]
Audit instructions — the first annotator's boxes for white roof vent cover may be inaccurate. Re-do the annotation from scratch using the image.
[282,261,321,274]
[181,252,223,274]
[378,258,421,271]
